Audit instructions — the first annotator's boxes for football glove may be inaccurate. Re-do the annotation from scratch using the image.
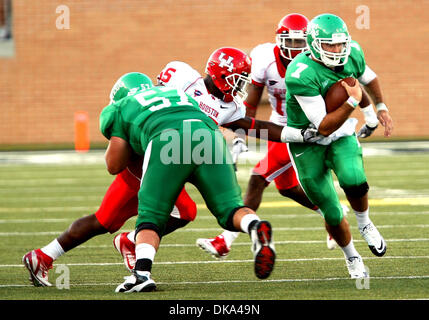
[301,124,325,143]
[357,124,378,138]
[232,137,248,159]
[231,137,248,170]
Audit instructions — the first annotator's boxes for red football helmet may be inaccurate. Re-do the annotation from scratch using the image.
[276,13,309,60]
[205,47,251,103]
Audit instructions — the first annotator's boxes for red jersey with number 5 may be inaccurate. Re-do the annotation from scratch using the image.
[157,61,246,126]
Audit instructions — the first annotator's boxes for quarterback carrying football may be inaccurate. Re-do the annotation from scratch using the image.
[285,13,393,278]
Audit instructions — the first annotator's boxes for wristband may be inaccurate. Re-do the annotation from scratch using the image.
[376,102,389,112]
[346,96,359,108]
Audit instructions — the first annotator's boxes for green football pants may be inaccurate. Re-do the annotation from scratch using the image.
[288,135,367,226]
[136,120,244,235]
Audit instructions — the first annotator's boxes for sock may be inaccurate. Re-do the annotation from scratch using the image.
[221,230,239,248]
[41,239,65,261]
[127,230,136,243]
[134,243,156,273]
[340,239,360,260]
[240,214,260,234]
[355,208,371,229]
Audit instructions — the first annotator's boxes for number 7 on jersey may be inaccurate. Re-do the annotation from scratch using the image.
[291,63,308,79]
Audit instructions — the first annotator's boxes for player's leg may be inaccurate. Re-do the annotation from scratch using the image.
[270,145,342,250]
[22,168,139,287]
[329,135,386,257]
[288,142,367,278]
[114,185,197,271]
[190,128,275,279]
[196,140,283,258]
[164,187,197,235]
[116,137,194,292]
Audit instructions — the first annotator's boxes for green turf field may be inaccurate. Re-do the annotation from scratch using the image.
[0,147,428,300]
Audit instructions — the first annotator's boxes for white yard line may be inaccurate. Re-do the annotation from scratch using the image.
[2,255,429,269]
[1,274,429,289]
[1,224,429,236]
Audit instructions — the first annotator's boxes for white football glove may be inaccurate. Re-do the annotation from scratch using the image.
[301,126,321,143]
[357,123,378,138]
[231,137,248,168]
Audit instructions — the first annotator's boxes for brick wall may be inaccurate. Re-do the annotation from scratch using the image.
[0,0,428,146]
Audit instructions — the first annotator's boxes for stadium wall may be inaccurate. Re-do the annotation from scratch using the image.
[0,0,427,146]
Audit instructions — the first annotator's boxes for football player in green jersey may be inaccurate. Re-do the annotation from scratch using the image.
[100,82,276,292]
[22,73,200,287]
[285,13,393,278]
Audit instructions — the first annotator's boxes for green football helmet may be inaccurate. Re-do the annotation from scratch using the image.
[109,72,153,103]
[306,13,351,67]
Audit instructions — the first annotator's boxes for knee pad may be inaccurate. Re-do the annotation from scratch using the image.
[135,222,162,239]
[225,206,249,231]
[343,182,369,199]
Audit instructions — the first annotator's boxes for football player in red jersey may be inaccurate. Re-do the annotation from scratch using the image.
[22,73,198,287]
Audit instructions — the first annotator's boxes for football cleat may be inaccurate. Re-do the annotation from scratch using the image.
[113,232,136,271]
[22,249,53,287]
[346,256,368,279]
[250,220,276,279]
[359,222,387,257]
[326,234,337,250]
[115,271,156,293]
[196,235,230,259]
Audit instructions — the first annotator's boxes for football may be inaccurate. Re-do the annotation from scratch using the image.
[324,77,356,113]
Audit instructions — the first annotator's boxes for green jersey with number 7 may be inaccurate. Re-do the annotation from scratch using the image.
[285,39,367,130]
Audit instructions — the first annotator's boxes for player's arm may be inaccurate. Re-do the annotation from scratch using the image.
[104,136,134,175]
[244,83,264,117]
[296,80,362,137]
[358,65,393,137]
[224,117,321,143]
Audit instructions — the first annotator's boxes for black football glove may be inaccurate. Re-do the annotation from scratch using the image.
[357,124,378,138]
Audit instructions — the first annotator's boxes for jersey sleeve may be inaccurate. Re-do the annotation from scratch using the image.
[157,61,202,93]
[224,101,246,125]
[350,40,367,79]
[99,103,127,141]
[249,44,270,86]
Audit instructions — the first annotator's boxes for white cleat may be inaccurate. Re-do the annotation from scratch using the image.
[115,271,156,293]
[196,235,230,259]
[22,249,53,287]
[346,256,368,279]
[359,222,387,257]
[326,234,337,250]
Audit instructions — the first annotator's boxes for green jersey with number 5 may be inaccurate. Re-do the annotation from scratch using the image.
[285,40,366,129]
[99,86,215,154]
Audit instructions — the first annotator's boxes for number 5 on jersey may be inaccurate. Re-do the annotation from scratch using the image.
[158,68,176,83]
[291,63,308,79]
